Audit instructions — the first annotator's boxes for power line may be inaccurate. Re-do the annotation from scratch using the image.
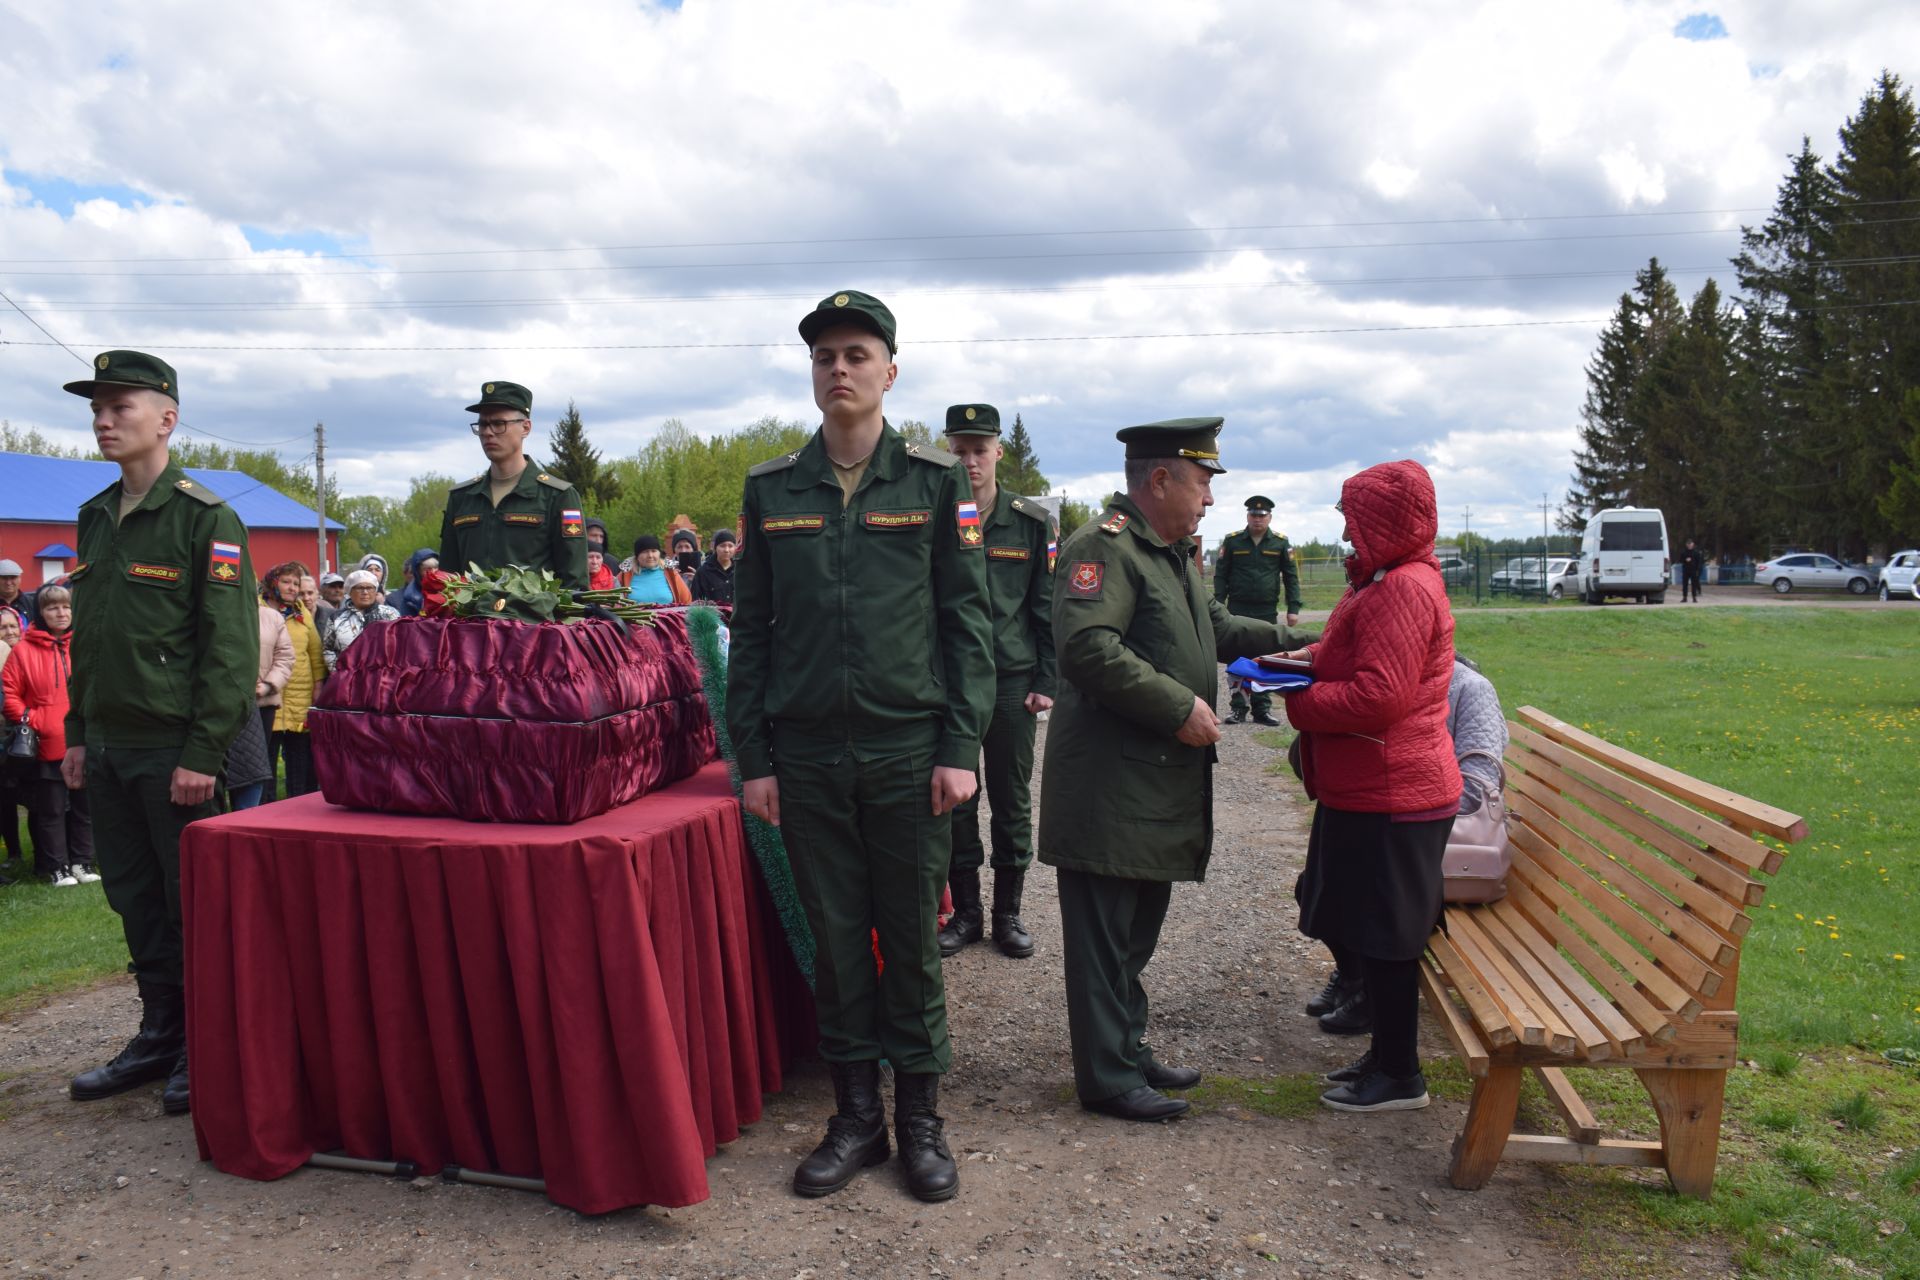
[0,224,1809,281]
[0,286,89,364]
[11,253,1920,317]
[6,197,1920,266]
[174,423,312,447]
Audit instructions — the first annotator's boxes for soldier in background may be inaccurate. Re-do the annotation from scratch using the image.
[438,381,588,590]
[1214,495,1301,726]
[936,403,1054,961]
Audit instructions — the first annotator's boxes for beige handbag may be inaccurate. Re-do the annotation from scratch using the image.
[1443,750,1510,903]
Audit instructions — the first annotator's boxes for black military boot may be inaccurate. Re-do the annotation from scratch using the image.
[990,870,1034,958]
[1305,967,1362,1018]
[936,870,983,957]
[792,1061,890,1197]
[161,1050,190,1115]
[70,979,184,1101]
[894,1072,958,1202]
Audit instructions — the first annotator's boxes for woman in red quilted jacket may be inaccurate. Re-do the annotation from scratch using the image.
[2,586,96,885]
[1284,459,1460,1113]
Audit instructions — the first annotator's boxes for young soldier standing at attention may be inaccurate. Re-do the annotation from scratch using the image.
[727,291,994,1202]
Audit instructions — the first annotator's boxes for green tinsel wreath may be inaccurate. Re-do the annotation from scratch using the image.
[686,605,816,987]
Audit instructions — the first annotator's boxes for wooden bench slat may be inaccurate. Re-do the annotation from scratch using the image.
[1501,1134,1667,1168]
[1517,707,1809,843]
[1486,898,1644,1056]
[1533,1067,1603,1144]
[1504,757,1749,937]
[1500,877,1678,1047]
[1508,720,1779,877]
[1449,910,1579,1055]
[1418,957,1490,1077]
[1442,913,1555,1049]
[1497,832,1697,1028]
[1473,907,1613,1059]
[1507,814,1722,1001]
[1427,931,1518,1048]
[1506,784,1738,974]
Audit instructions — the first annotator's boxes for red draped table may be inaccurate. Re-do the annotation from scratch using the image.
[182,761,813,1214]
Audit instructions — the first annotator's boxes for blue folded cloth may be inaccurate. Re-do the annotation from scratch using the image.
[1225,658,1315,691]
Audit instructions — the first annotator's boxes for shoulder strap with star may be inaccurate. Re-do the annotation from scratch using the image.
[1009,495,1051,525]
[535,469,573,493]
[904,441,961,468]
[172,476,227,506]
[450,471,488,492]
[748,449,804,478]
[1097,507,1131,536]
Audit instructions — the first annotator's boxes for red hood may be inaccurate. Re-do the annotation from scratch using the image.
[1342,459,1441,586]
[20,625,70,651]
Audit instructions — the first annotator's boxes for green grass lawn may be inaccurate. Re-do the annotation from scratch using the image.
[0,878,126,1014]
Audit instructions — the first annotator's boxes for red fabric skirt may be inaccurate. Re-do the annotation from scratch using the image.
[183,762,812,1213]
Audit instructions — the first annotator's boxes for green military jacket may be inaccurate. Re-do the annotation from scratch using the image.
[1039,493,1316,883]
[438,459,589,590]
[977,491,1056,696]
[727,422,995,780]
[1213,526,1302,616]
[64,458,261,776]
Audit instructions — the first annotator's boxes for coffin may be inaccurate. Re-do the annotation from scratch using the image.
[308,612,716,823]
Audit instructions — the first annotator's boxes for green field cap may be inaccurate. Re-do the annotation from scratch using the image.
[465,380,533,415]
[799,290,897,354]
[63,350,179,401]
[1245,495,1274,512]
[944,404,1000,436]
[1115,417,1227,474]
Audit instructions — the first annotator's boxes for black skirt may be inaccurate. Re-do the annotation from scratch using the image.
[1295,803,1452,962]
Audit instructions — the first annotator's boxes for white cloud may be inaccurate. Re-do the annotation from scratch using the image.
[1,0,1913,534]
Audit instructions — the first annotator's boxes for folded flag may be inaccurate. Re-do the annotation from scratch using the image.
[1225,657,1314,692]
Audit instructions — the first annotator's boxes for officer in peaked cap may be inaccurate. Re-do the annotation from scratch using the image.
[1214,493,1302,725]
[728,290,993,1203]
[935,402,1055,963]
[438,380,589,591]
[59,350,259,1118]
[1039,417,1317,1122]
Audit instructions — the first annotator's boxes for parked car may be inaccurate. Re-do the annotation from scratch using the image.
[1436,555,1475,586]
[1516,557,1581,599]
[1489,557,1537,595]
[1879,549,1920,602]
[1579,507,1669,604]
[1753,553,1876,595]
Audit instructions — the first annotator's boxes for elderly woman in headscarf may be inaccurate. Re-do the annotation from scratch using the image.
[323,569,400,674]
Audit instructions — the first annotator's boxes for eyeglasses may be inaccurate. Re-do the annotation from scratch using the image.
[470,418,527,437]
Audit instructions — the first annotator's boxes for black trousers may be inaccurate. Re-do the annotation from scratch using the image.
[24,766,94,878]
[275,732,316,797]
[1681,573,1703,601]
[86,743,217,990]
[1327,942,1422,1079]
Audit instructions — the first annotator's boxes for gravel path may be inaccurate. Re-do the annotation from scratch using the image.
[0,688,1735,1280]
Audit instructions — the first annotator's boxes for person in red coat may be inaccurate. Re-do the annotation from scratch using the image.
[2,586,97,884]
[1283,459,1460,1113]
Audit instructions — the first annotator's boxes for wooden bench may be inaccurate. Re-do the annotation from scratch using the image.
[1420,706,1808,1198]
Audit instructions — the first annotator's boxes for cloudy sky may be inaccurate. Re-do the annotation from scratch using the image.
[1,0,1911,545]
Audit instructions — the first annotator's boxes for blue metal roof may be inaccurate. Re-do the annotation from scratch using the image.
[0,451,345,532]
[33,543,79,559]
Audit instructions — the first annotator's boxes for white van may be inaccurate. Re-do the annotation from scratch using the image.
[1579,507,1670,604]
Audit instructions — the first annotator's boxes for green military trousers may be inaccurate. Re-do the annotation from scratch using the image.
[1056,867,1174,1103]
[777,746,952,1074]
[86,744,218,990]
[1226,604,1279,718]
[948,680,1037,875]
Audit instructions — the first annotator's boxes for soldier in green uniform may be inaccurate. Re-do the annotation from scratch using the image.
[438,381,589,591]
[58,351,259,1117]
[935,403,1054,961]
[727,291,994,1202]
[1214,495,1302,726]
[1039,420,1317,1121]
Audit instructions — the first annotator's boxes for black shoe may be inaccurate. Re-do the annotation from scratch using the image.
[1325,1049,1376,1083]
[70,980,184,1101]
[1320,1069,1430,1112]
[990,870,1034,958]
[936,870,983,958]
[1318,992,1373,1036]
[894,1072,958,1202]
[1226,710,1248,725]
[1141,1058,1202,1091]
[1304,967,1361,1018]
[162,1051,190,1115]
[793,1061,890,1197]
[1252,711,1282,727]
[1083,1085,1189,1121]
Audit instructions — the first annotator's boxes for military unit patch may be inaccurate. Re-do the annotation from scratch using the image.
[762,514,826,534]
[208,541,241,584]
[1066,561,1103,598]
[1099,510,1129,535]
[561,507,584,538]
[956,500,983,547]
[987,546,1030,561]
[129,562,183,585]
[1047,532,1058,572]
[866,510,930,529]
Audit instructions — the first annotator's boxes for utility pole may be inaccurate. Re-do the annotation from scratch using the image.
[1540,492,1551,598]
[314,422,327,574]
[1463,505,1475,603]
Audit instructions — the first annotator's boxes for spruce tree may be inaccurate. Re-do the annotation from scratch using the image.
[1639,279,1740,549]
[1563,259,1684,527]
[547,400,621,507]
[999,413,1051,497]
